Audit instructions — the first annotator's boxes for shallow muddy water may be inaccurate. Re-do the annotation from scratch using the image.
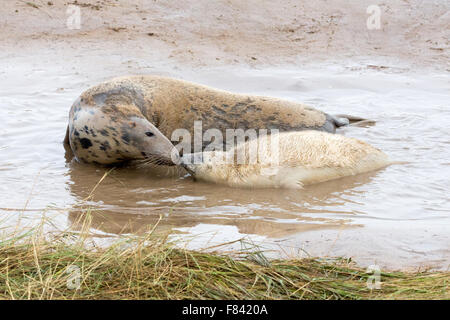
[0,54,449,270]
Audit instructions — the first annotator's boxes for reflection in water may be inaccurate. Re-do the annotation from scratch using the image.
[65,149,380,238]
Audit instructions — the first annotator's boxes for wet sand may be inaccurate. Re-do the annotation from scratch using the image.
[0,0,449,271]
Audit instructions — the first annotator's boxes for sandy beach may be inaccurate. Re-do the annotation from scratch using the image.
[2,0,448,69]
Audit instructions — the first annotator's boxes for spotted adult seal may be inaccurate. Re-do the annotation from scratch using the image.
[181,131,391,189]
[65,75,354,165]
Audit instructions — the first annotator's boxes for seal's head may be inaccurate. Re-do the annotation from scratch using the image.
[69,108,179,165]
[119,116,180,166]
[180,151,230,183]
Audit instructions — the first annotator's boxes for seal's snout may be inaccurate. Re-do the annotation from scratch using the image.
[149,146,180,166]
[179,154,197,176]
[181,163,195,176]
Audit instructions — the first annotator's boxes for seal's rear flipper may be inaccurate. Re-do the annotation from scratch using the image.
[332,116,350,127]
[350,119,377,127]
[333,114,376,128]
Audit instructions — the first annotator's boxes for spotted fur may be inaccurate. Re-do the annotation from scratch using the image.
[65,75,349,165]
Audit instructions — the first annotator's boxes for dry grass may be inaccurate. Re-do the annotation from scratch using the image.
[0,215,448,300]
[1,169,447,300]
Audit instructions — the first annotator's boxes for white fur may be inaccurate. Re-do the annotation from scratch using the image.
[185,131,391,189]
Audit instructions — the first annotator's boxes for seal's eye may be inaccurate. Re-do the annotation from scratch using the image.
[145,131,154,137]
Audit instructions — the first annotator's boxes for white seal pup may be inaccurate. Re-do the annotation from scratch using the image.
[181,131,391,189]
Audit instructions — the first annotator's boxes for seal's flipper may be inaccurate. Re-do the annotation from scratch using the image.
[334,114,366,123]
[332,116,350,127]
[333,114,376,127]
[350,119,376,127]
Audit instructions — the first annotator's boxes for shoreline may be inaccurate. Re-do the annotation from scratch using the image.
[1,222,449,300]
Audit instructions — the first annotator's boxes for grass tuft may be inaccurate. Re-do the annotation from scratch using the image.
[0,220,448,300]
